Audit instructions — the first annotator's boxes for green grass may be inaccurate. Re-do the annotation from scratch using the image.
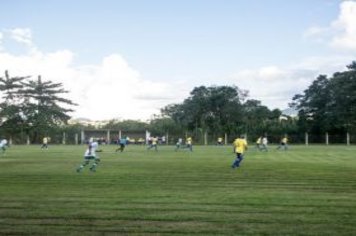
[0,144,356,235]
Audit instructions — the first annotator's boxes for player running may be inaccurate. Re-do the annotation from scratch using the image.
[255,136,262,150]
[147,136,158,151]
[277,135,288,151]
[217,137,223,146]
[76,138,101,173]
[185,137,193,152]
[0,138,8,154]
[115,136,128,152]
[260,136,268,152]
[41,136,49,149]
[231,135,248,169]
[175,138,183,151]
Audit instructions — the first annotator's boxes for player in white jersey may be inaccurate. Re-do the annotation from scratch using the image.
[76,139,101,172]
[0,139,8,154]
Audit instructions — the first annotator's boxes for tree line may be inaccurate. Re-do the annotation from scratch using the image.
[291,61,356,142]
[0,71,76,143]
[1,61,355,144]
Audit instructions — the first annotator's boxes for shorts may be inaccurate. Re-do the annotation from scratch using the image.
[84,155,99,160]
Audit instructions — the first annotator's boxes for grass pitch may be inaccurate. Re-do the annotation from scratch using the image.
[0,144,356,235]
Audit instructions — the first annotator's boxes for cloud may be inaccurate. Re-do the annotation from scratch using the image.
[0,28,189,121]
[303,26,329,43]
[330,0,356,50]
[229,56,353,109]
[8,28,33,46]
[258,66,286,79]
[304,0,356,51]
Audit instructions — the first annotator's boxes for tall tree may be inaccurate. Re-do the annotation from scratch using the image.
[0,71,30,138]
[161,85,247,140]
[328,62,356,132]
[21,76,76,141]
[292,75,331,134]
[292,61,356,135]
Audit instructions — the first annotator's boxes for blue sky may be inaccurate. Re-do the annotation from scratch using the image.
[1,0,355,120]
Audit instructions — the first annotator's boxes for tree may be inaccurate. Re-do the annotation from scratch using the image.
[20,75,76,142]
[328,62,356,132]
[103,119,148,132]
[0,71,30,139]
[149,117,178,136]
[161,85,247,142]
[292,75,331,134]
[292,61,356,137]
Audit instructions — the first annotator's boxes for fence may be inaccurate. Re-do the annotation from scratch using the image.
[6,129,356,146]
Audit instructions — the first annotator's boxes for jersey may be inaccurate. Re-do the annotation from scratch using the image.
[119,138,127,145]
[281,137,288,144]
[256,137,261,144]
[186,137,192,145]
[262,137,268,145]
[233,138,248,154]
[151,137,158,145]
[0,139,8,148]
[84,142,99,157]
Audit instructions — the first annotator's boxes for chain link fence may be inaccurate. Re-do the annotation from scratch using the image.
[5,129,356,146]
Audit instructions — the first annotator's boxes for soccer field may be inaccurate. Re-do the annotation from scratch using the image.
[0,144,355,235]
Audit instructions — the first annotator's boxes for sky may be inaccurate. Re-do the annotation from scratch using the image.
[0,0,356,121]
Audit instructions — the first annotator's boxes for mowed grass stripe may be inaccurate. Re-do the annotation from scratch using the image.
[0,145,356,235]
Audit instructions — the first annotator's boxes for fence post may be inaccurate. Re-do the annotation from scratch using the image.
[326,132,329,145]
[347,132,350,146]
[75,133,78,145]
[81,130,85,144]
[145,130,150,145]
[107,130,110,144]
[166,132,169,145]
[204,131,208,145]
[62,132,66,144]
[225,133,228,145]
[305,132,309,146]
[27,135,30,145]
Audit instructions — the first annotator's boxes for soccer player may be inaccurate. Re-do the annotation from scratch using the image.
[256,136,262,150]
[260,136,268,152]
[115,136,127,152]
[147,136,158,151]
[0,138,8,154]
[76,138,101,173]
[41,136,49,149]
[277,135,288,151]
[185,137,193,152]
[175,138,183,151]
[217,137,223,146]
[231,135,248,169]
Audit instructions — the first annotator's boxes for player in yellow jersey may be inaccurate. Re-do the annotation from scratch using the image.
[256,136,262,150]
[41,136,49,149]
[217,137,223,146]
[147,136,158,151]
[276,135,288,151]
[231,135,248,169]
[185,137,193,152]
